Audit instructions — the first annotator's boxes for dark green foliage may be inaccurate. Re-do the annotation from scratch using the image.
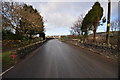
[2,30,15,40]
[23,4,38,13]
[39,33,45,40]
[2,30,23,40]
[2,2,45,40]
[21,4,45,39]
[102,17,106,23]
[81,2,103,41]
[34,9,38,13]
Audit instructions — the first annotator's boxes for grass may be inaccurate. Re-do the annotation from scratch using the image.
[2,40,46,71]
[2,50,16,70]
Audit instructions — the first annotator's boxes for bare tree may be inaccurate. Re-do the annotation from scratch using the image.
[111,19,119,32]
[70,15,83,35]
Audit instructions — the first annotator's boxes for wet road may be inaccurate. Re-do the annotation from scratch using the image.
[3,39,118,78]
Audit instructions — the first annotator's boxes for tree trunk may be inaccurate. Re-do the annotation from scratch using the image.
[78,32,80,35]
[29,34,32,39]
[93,28,96,42]
[81,31,84,42]
[93,18,99,42]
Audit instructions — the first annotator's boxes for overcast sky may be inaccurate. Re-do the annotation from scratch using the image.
[4,0,119,36]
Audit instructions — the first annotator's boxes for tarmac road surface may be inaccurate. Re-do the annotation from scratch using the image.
[2,39,118,78]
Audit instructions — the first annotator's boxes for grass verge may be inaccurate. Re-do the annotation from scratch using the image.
[2,50,16,71]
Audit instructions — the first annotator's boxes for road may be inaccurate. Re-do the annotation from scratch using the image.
[3,39,118,78]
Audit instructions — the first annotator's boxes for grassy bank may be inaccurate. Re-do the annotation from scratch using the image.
[2,50,16,71]
[2,40,46,72]
[62,39,118,61]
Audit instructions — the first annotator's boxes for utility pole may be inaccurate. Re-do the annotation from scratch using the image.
[118,1,120,78]
[106,0,111,45]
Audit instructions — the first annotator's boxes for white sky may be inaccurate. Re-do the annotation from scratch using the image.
[3,0,119,36]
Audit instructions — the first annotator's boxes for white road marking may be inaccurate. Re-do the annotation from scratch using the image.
[0,66,14,76]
